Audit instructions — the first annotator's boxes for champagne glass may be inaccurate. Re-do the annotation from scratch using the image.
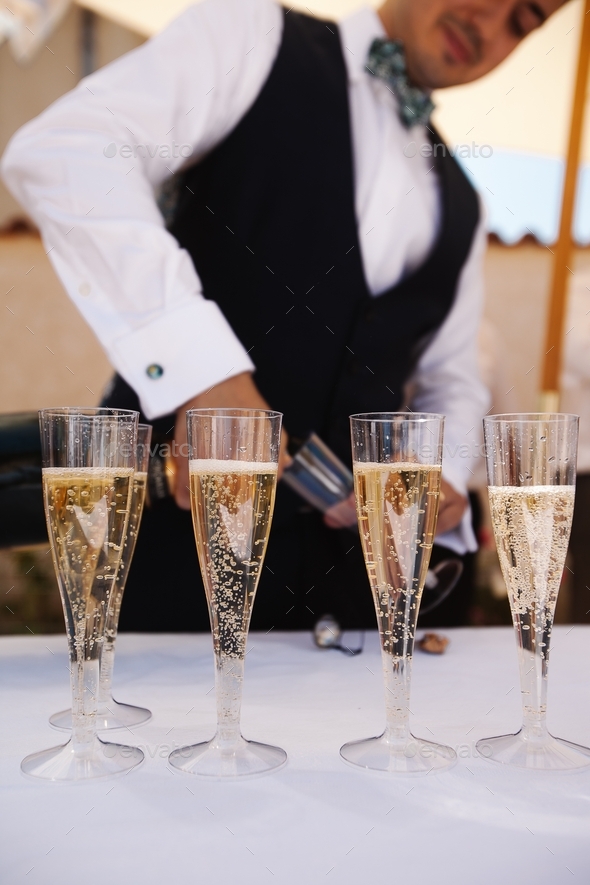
[169,408,286,778]
[340,413,456,774]
[477,413,590,770]
[22,408,144,782]
[49,424,153,731]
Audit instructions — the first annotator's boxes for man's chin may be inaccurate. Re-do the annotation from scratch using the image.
[407,54,478,90]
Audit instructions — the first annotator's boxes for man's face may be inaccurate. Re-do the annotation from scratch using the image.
[387,0,566,88]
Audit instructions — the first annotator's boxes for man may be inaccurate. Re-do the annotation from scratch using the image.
[2,0,564,631]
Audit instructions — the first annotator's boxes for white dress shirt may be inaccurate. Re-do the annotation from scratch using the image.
[2,0,489,551]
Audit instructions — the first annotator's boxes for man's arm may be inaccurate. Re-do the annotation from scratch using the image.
[409,209,490,551]
[1,0,282,420]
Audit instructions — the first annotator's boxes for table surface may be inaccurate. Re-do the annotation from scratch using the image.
[2,627,590,885]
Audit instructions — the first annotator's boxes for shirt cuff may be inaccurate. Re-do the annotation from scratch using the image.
[437,469,477,555]
[109,299,255,419]
[436,507,477,555]
[441,456,471,500]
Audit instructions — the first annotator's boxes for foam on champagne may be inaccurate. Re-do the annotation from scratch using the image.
[353,461,441,474]
[43,466,133,477]
[190,459,277,475]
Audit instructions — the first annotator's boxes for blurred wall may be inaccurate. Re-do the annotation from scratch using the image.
[0,8,145,411]
[0,232,113,410]
[0,7,81,227]
[0,7,144,227]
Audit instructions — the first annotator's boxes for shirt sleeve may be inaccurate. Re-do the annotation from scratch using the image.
[1,0,283,419]
[408,208,490,553]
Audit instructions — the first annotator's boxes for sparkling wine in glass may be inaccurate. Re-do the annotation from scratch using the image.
[49,424,153,731]
[477,413,590,770]
[169,408,286,778]
[21,408,144,782]
[340,413,456,774]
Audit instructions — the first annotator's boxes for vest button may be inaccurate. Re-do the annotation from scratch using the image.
[146,364,164,379]
[348,359,360,375]
[365,308,375,322]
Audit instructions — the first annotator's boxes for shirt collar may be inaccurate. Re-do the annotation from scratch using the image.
[338,6,387,84]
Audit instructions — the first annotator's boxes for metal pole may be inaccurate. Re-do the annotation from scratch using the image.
[80,8,96,78]
[540,0,590,411]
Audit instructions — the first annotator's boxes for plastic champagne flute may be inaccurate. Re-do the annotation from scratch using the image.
[22,408,144,782]
[169,408,287,778]
[476,413,590,770]
[49,424,153,731]
[340,412,456,774]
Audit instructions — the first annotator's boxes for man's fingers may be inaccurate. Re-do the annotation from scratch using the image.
[435,480,468,535]
[173,452,191,510]
[174,444,191,510]
[324,493,357,529]
[277,429,292,480]
[172,402,191,510]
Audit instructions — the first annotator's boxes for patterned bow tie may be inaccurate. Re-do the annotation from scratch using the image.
[366,38,435,129]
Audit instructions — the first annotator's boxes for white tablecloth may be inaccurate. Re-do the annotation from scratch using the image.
[2,627,590,884]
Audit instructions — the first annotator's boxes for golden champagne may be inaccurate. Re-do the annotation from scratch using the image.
[105,471,148,637]
[354,462,441,656]
[189,459,277,659]
[488,485,575,675]
[43,467,133,658]
[94,470,149,711]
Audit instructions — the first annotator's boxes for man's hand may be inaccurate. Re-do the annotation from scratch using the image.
[323,478,467,534]
[436,479,468,535]
[323,494,357,529]
[173,372,290,510]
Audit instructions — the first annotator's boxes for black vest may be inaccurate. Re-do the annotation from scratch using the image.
[112,10,479,464]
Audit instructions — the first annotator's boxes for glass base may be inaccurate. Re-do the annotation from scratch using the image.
[476,730,590,771]
[21,737,144,782]
[169,734,287,779]
[49,699,152,732]
[340,731,457,775]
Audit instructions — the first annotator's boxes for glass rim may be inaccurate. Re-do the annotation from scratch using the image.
[484,412,579,423]
[350,411,444,423]
[186,407,283,420]
[38,407,139,419]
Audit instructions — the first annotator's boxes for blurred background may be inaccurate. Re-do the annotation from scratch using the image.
[1,0,589,633]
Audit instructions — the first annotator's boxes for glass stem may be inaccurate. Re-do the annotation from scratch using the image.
[515,613,551,743]
[99,636,116,706]
[380,584,418,746]
[214,653,244,747]
[382,649,413,745]
[70,622,99,757]
[99,583,123,706]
